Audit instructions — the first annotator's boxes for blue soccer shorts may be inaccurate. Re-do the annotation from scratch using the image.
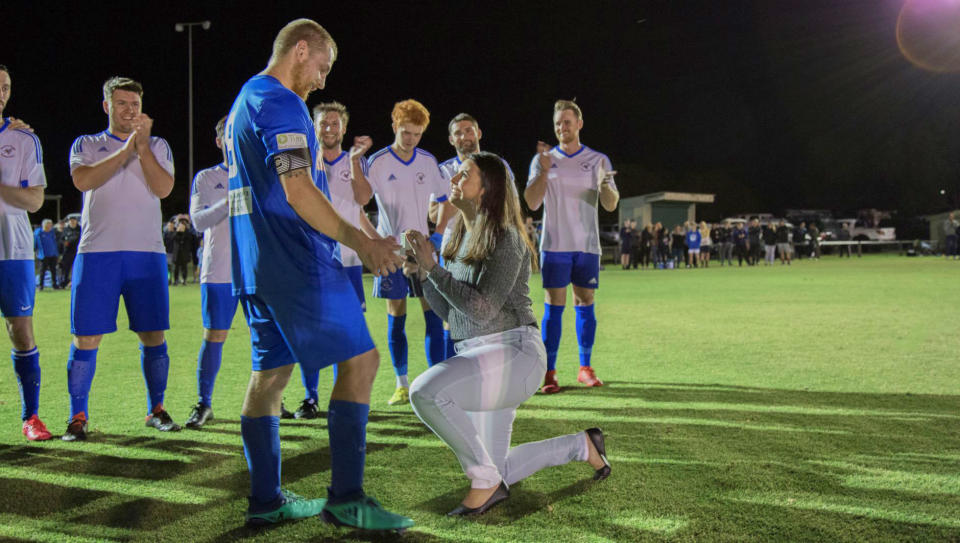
[372,267,419,299]
[70,251,169,335]
[541,251,600,290]
[240,270,375,372]
[201,282,240,330]
[0,260,35,317]
[343,264,366,311]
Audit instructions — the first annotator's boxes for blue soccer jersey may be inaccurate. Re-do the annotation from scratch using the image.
[225,75,340,297]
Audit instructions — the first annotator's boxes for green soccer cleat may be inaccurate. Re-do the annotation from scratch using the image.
[322,495,414,532]
[245,489,327,526]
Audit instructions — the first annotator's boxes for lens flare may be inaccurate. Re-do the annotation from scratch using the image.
[897,0,960,72]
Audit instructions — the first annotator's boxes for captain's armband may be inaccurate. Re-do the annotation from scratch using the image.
[273,148,312,177]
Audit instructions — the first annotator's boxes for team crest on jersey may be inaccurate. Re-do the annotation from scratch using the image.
[0,145,14,158]
[339,169,350,183]
[416,172,425,184]
[579,161,592,172]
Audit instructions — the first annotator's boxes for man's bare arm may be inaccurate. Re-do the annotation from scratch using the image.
[0,185,43,212]
[349,136,374,205]
[137,144,174,199]
[599,181,619,212]
[523,141,553,210]
[72,139,136,192]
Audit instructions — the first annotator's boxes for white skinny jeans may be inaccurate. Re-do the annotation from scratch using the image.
[410,325,589,489]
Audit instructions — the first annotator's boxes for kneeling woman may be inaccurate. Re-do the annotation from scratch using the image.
[403,152,611,516]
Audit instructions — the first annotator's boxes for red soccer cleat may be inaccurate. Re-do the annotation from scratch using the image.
[577,366,604,387]
[22,414,53,441]
[541,370,560,394]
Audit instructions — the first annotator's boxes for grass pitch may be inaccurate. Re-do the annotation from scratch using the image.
[0,254,958,542]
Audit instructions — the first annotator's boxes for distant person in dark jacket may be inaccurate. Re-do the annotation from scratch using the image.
[732,222,749,266]
[761,223,777,265]
[776,220,791,265]
[792,222,806,261]
[639,224,653,269]
[808,224,821,259]
[35,219,60,289]
[747,218,762,266]
[619,219,633,270]
[58,215,81,287]
[837,223,852,258]
[944,213,958,259]
[172,218,195,285]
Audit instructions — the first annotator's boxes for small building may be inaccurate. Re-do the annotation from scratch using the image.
[619,191,715,228]
[925,210,960,250]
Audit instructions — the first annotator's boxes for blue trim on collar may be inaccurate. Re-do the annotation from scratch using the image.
[324,150,347,167]
[216,163,228,171]
[104,130,128,143]
[553,144,586,158]
[0,118,9,134]
[388,147,417,166]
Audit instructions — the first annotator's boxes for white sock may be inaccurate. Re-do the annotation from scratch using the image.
[397,375,409,388]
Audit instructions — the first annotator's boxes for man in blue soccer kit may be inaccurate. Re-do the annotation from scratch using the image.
[184,116,238,429]
[288,101,381,420]
[226,19,412,529]
[63,76,179,441]
[351,99,452,405]
[524,100,619,394]
[435,113,516,359]
[0,65,53,441]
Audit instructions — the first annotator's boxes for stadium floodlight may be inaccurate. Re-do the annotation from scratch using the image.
[175,21,212,194]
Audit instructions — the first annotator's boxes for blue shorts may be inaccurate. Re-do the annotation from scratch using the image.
[0,260,36,318]
[71,251,169,335]
[201,282,240,330]
[541,251,600,290]
[343,265,366,311]
[372,268,419,299]
[240,271,375,372]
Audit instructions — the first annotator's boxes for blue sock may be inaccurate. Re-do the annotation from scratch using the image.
[542,304,565,372]
[241,415,283,510]
[67,345,98,418]
[423,310,444,366]
[327,400,369,503]
[575,305,597,367]
[12,347,40,420]
[443,328,456,359]
[196,340,223,406]
[141,342,169,414]
[300,365,320,403]
[387,314,408,377]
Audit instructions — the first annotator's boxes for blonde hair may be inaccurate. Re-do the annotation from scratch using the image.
[554,99,582,120]
[270,19,337,65]
[443,152,534,265]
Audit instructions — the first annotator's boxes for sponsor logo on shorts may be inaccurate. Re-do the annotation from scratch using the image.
[276,133,308,150]
[588,278,598,285]
[20,305,31,311]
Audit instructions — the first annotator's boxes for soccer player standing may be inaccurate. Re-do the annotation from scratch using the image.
[226,19,412,529]
[0,64,52,441]
[184,116,237,429]
[524,100,619,394]
[287,101,379,420]
[351,100,451,405]
[63,76,179,440]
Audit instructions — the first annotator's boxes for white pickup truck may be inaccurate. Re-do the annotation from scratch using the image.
[838,219,896,241]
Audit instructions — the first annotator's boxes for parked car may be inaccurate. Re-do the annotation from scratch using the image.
[838,218,896,241]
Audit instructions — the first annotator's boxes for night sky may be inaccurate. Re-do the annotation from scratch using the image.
[7,0,960,224]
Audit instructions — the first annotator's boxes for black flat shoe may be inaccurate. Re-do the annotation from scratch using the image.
[585,427,611,481]
[447,481,509,516]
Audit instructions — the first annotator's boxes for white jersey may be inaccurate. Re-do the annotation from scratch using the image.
[190,163,230,283]
[0,120,46,261]
[323,150,366,267]
[70,131,174,254]
[367,147,447,240]
[527,145,615,255]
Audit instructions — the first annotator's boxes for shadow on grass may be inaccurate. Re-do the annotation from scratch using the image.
[2,383,959,541]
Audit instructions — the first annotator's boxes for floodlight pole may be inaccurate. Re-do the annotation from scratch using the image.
[175,20,211,192]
